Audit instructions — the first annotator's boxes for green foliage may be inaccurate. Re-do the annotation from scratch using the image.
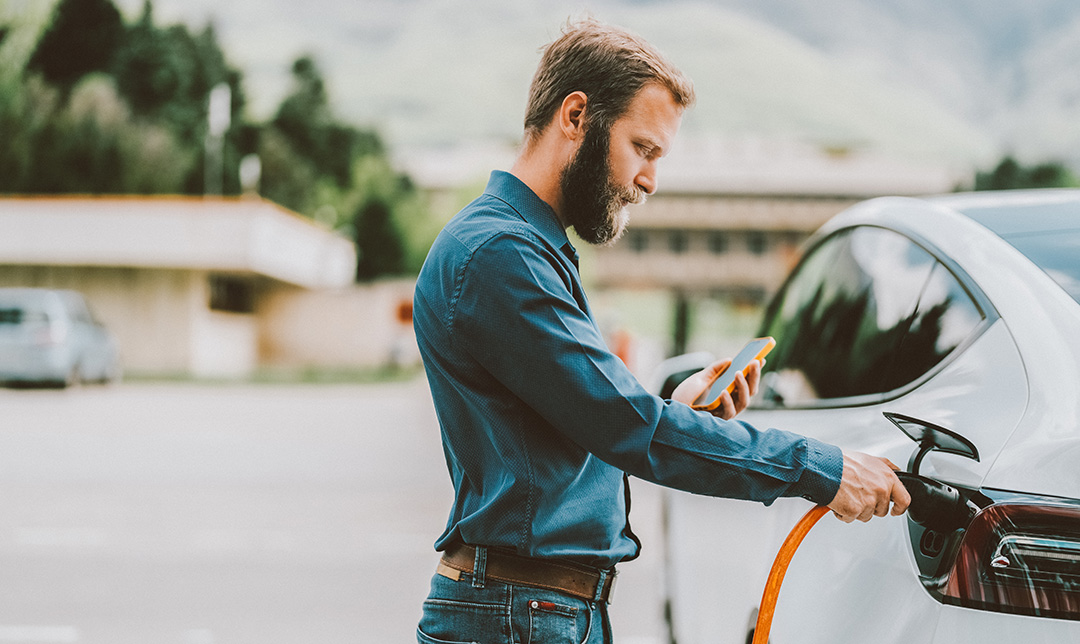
[354,198,406,280]
[26,0,124,89]
[975,156,1080,190]
[1,0,435,281]
[0,73,193,193]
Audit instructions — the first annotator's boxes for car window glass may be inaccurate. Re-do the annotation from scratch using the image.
[760,227,937,405]
[1001,231,1080,305]
[888,263,983,390]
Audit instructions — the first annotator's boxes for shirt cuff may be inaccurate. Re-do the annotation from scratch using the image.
[791,438,844,505]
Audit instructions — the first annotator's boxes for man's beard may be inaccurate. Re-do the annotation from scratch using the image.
[558,124,644,246]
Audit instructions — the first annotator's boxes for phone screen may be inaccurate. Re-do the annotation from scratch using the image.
[694,337,776,409]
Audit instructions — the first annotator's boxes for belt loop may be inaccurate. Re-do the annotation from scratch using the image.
[471,545,488,588]
[593,568,607,602]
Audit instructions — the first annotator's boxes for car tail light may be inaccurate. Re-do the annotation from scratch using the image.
[942,501,1080,620]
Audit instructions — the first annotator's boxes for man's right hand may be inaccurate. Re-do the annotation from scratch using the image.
[827,451,911,523]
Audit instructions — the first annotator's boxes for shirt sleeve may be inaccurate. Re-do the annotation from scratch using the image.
[451,230,843,506]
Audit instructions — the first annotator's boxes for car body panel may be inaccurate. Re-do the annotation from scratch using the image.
[660,190,1080,644]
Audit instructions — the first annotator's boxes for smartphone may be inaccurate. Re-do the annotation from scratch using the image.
[692,336,776,411]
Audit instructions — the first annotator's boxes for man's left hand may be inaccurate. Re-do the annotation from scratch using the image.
[671,358,761,420]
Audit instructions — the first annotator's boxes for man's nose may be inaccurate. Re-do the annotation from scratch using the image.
[636,162,658,195]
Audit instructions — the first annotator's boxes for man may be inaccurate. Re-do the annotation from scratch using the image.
[413,19,910,643]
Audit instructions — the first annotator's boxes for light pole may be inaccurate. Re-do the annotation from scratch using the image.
[204,82,231,197]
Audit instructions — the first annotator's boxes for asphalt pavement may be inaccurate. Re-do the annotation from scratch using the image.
[0,379,668,644]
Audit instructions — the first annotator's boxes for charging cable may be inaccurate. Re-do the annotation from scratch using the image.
[751,505,830,644]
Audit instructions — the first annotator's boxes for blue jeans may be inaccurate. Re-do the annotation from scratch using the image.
[416,549,612,644]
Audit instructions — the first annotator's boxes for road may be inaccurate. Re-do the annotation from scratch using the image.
[0,380,668,644]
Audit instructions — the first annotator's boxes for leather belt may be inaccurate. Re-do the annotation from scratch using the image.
[438,543,617,604]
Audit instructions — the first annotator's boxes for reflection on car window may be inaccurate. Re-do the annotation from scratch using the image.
[906,263,982,364]
[760,227,983,406]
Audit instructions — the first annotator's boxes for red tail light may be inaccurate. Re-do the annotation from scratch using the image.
[942,501,1080,620]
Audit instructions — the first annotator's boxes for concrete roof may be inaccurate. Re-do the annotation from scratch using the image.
[0,196,357,289]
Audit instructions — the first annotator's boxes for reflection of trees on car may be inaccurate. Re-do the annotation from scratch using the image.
[763,285,951,402]
[758,226,982,406]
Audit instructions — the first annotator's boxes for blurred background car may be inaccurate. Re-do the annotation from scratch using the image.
[0,288,121,388]
[654,189,1080,644]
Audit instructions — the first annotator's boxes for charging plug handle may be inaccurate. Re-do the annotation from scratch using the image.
[896,472,978,532]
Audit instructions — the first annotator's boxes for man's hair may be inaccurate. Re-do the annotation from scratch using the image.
[523,19,695,144]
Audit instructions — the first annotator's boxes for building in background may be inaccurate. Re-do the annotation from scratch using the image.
[0,197,412,378]
[589,139,971,355]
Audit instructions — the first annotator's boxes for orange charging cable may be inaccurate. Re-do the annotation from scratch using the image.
[751,504,831,644]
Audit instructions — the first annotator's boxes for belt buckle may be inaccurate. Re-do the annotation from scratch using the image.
[605,569,618,605]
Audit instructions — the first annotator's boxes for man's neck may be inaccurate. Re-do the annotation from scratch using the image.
[510,141,572,229]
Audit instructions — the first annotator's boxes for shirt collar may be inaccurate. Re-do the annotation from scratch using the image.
[484,170,579,265]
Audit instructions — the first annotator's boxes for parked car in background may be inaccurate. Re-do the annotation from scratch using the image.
[654,189,1080,644]
[0,288,120,387]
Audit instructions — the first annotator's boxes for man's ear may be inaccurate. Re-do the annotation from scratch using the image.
[558,91,588,142]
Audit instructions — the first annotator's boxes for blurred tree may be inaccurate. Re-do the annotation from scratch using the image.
[975,156,1080,190]
[272,55,361,189]
[5,1,436,280]
[112,2,245,193]
[15,74,191,194]
[26,0,124,90]
[353,197,406,280]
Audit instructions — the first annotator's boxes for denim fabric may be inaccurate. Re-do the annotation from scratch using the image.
[413,170,844,569]
[416,570,611,644]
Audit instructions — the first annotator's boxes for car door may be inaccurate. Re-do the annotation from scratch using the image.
[663,224,1026,644]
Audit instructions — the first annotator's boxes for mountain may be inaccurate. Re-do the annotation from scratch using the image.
[91,0,1080,167]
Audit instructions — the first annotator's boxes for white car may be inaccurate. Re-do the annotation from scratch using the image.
[0,288,121,387]
[655,189,1080,644]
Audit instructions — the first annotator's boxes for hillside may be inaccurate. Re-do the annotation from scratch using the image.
[43,0,1080,167]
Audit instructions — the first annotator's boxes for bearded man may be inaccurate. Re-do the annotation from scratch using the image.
[412,19,909,644]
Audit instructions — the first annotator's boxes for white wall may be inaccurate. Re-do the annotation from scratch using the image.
[257,279,419,370]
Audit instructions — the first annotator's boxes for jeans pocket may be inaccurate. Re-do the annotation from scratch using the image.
[418,598,509,644]
[526,599,589,644]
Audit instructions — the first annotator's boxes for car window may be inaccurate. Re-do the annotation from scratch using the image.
[759,226,981,406]
[999,230,1080,305]
[890,263,983,390]
[0,306,47,325]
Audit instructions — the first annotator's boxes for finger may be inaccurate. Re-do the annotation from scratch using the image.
[875,496,891,517]
[731,372,750,413]
[717,391,736,420]
[891,480,912,515]
[709,359,733,379]
[745,360,761,395]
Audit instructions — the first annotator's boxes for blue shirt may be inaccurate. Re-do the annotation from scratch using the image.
[413,170,843,569]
